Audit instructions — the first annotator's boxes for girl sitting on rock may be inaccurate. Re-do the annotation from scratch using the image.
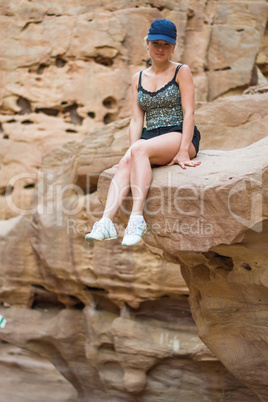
[85,18,201,246]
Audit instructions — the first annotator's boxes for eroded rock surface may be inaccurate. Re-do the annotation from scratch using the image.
[0,341,77,402]
[0,1,268,401]
[196,91,268,150]
[99,136,268,400]
[0,0,267,119]
[0,130,266,401]
[1,132,266,400]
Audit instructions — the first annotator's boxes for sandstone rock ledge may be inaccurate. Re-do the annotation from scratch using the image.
[99,137,268,401]
[0,126,264,401]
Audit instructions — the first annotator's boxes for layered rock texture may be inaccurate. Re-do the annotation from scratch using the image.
[0,0,268,401]
[1,128,266,401]
[99,136,268,400]
[0,341,77,401]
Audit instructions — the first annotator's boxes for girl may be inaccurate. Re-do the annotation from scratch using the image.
[85,18,201,246]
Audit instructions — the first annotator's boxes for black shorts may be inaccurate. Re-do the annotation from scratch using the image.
[140,123,201,155]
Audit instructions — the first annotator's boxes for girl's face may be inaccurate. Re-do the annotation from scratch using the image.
[147,40,175,61]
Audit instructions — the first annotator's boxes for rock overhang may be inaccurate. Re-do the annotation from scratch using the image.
[98,137,268,253]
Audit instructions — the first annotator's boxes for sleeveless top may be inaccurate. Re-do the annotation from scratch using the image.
[137,64,183,131]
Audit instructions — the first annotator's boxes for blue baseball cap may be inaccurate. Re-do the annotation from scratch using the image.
[148,19,177,45]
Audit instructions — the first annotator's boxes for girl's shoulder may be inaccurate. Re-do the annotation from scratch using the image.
[132,68,150,80]
[172,62,190,70]
[174,63,192,80]
[131,71,140,84]
[137,66,151,76]
[174,63,194,87]
[175,62,191,71]
[132,67,152,87]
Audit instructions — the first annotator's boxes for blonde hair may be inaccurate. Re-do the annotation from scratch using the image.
[144,35,177,47]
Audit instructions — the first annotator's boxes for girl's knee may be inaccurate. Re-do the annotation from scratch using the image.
[130,141,147,158]
[118,154,130,170]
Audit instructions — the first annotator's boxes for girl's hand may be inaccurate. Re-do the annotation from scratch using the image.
[167,149,201,169]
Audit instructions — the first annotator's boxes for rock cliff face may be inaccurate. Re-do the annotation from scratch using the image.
[1,131,266,401]
[99,136,268,400]
[0,341,77,401]
[0,0,268,401]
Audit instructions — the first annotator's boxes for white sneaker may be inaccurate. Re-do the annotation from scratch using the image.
[122,215,147,246]
[85,217,117,242]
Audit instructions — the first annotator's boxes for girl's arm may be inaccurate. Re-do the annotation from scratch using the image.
[129,72,145,146]
[167,65,200,169]
[178,64,195,152]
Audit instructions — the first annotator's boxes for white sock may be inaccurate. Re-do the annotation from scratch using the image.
[129,214,144,222]
[100,216,113,225]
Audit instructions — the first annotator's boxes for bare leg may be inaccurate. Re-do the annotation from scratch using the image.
[87,133,198,244]
[129,132,197,215]
[102,153,131,220]
[129,140,152,215]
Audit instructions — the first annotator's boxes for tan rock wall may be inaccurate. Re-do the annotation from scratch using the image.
[0,341,77,401]
[1,1,267,117]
